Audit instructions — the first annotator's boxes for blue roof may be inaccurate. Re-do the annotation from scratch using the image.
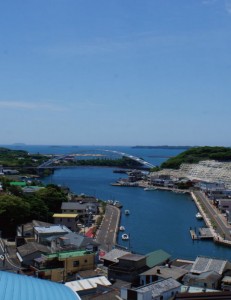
[0,271,81,300]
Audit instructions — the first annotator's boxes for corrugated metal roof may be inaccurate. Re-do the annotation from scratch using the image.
[0,271,81,300]
[53,214,78,218]
[34,225,71,234]
[146,249,171,268]
[10,182,26,186]
[65,276,111,292]
[44,249,89,259]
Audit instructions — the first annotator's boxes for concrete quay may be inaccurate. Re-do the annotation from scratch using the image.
[191,191,231,246]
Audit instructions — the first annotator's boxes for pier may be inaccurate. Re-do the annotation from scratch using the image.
[189,229,198,240]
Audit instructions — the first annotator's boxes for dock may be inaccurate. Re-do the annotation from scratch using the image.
[189,229,198,240]
[199,227,214,239]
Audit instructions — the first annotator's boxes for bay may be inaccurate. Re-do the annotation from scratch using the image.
[2,144,231,261]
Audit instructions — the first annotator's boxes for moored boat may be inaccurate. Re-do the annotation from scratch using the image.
[144,187,156,191]
[125,210,130,215]
[122,233,129,240]
[119,226,125,231]
[196,212,203,220]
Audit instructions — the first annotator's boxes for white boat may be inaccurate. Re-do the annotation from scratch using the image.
[122,233,129,240]
[119,226,125,231]
[125,210,130,215]
[196,212,203,220]
[144,187,156,191]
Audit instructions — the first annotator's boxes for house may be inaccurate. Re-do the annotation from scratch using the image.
[140,265,188,286]
[121,278,181,300]
[53,213,79,231]
[51,232,99,253]
[3,169,19,175]
[190,256,230,276]
[22,186,44,194]
[101,248,131,267]
[217,199,231,213]
[182,256,231,290]
[32,249,96,282]
[16,241,50,267]
[33,224,71,245]
[173,291,231,299]
[65,276,112,297]
[108,253,147,285]
[61,202,98,215]
[16,220,54,246]
[199,181,225,193]
[183,270,221,290]
[221,276,231,291]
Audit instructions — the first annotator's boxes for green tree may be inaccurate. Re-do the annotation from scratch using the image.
[0,195,30,237]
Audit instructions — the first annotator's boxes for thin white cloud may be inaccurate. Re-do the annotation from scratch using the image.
[0,100,67,112]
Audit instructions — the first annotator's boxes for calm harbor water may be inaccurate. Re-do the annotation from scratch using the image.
[3,144,231,261]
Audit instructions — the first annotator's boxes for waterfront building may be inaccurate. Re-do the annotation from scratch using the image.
[101,248,131,267]
[108,253,147,285]
[182,256,231,290]
[145,249,171,269]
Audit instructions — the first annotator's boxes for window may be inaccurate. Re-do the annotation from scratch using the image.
[84,259,88,263]
[73,261,79,267]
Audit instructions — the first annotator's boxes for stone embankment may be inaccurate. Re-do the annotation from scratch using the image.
[191,191,231,247]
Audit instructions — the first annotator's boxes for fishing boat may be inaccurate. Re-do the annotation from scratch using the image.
[122,233,129,240]
[119,226,125,231]
[125,210,130,215]
[196,212,203,220]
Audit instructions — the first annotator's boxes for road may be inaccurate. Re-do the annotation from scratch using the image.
[194,191,231,241]
[0,238,21,272]
[95,204,120,252]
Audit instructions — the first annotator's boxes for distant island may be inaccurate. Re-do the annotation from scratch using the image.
[132,145,191,149]
[12,143,26,146]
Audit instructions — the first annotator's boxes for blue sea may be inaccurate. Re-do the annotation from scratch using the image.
[2,144,231,261]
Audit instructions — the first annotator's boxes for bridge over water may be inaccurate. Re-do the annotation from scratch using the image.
[37,149,155,169]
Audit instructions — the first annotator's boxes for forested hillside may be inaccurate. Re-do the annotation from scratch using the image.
[160,146,231,169]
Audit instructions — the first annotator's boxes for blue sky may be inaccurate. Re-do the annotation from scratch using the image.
[0,0,231,146]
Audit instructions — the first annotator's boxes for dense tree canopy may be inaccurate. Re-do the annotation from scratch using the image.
[161,146,231,169]
[0,183,68,237]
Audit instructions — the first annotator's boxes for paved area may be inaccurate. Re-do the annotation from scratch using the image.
[95,204,120,252]
[0,238,20,272]
[192,191,231,244]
